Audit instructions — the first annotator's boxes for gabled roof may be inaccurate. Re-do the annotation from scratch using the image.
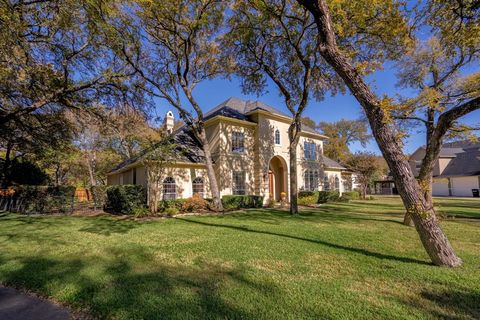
[439,146,480,177]
[108,127,205,174]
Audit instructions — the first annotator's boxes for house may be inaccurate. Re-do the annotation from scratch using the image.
[408,141,480,197]
[107,97,351,203]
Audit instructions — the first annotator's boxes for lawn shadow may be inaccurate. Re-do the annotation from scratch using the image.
[177,217,431,266]
[78,217,140,236]
[1,246,275,319]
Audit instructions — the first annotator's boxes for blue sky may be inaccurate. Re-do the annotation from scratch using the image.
[153,62,480,155]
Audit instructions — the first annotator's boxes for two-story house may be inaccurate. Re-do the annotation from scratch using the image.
[408,140,480,197]
[107,97,349,203]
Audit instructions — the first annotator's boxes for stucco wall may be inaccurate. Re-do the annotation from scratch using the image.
[450,176,479,197]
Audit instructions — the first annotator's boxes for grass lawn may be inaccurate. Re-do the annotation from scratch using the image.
[0,196,479,319]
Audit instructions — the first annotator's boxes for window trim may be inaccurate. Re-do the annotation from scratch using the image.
[232,171,246,195]
[231,131,245,154]
[304,169,319,191]
[274,129,281,145]
[163,177,176,200]
[192,177,204,198]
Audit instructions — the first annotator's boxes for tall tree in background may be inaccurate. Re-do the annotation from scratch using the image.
[227,0,343,214]
[318,119,371,162]
[296,0,480,267]
[105,0,227,211]
[393,3,480,225]
[345,152,385,199]
[0,0,138,131]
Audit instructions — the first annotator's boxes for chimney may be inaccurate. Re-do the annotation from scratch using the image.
[165,111,174,134]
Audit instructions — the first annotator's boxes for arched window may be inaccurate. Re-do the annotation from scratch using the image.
[192,177,204,198]
[304,170,319,191]
[323,175,330,191]
[334,176,340,191]
[274,129,280,145]
[163,177,176,200]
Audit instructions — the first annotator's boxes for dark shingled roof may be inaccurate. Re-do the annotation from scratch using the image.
[439,145,480,177]
[205,97,323,135]
[108,127,205,174]
[323,156,346,169]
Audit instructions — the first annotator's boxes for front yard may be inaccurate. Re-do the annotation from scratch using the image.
[0,197,479,319]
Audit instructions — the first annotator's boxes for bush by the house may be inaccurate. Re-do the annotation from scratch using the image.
[90,185,108,208]
[105,185,147,214]
[158,198,186,212]
[221,195,264,210]
[318,190,340,203]
[340,191,360,201]
[298,191,319,206]
[0,185,75,214]
[181,194,208,212]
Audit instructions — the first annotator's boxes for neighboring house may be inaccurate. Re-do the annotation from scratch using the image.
[107,97,350,203]
[408,141,480,197]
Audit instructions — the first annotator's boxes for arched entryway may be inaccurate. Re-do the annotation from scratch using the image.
[268,156,288,202]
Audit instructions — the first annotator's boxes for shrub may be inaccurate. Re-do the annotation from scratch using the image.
[105,185,147,215]
[181,194,208,212]
[158,199,186,212]
[2,185,75,214]
[90,185,108,208]
[164,207,179,216]
[318,190,340,203]
[298,191,319,206]
[221,195,264,210]
[341,191,360,201]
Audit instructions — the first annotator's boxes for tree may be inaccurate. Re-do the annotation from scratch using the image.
[392,3,480,225]
[104,0,227,211]
[0,0,138,131]
[318,119,371,162]
[345,152,384,199]
[295,0,479,266]
[227,0,343,214]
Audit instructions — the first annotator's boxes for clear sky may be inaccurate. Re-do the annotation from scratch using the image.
[153,61,480,156]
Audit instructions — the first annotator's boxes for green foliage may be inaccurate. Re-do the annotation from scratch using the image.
[341,191,360,201]
[90,185,108,207]
[2,185,75,214]
[221,195,264,210]
[164,207,179,216]
[298,191,319,206]
[318,191,341,204]
[105,185,147,215]
[0,159,49,186]
[158,199,186,212]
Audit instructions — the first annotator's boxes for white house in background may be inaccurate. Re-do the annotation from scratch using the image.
[409,140,480,197]
[107,97,353,203]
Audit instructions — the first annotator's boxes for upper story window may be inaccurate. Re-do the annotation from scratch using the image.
[274,129,280,145]
[304,141,317,160]
[232,131,245,153]
[163,177,176,200]
[232,171,246,195]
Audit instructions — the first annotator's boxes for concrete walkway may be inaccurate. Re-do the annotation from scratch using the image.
[0,286,70,320]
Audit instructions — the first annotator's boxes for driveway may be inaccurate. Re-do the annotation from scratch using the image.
[0,286,70,320]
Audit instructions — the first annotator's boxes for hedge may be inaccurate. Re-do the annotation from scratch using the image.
[341,191,360,201]
[105,185,147,214]
[222,195,264,210]
[318,190,340,203]
[0,185,75,214]
[298,191,319,206]
[158,199,186,212]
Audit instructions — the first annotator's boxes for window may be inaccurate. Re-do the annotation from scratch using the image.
[304,141,317,160]
[323,175,330,191]
[232,131,245,153]
[232,171,246,195]
[192,177,204,198]
[274,129,280,145]
[163,177,176,200]
[334,176,340,191]
[304,170,319,191]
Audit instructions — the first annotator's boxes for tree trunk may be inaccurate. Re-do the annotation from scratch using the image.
[289,139,299,215]
[1,142,13,188]
[296,0,462,267]
[198,131,223,212]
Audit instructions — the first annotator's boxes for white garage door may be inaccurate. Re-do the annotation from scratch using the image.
[451,176,480,197]
[432,179,450,196]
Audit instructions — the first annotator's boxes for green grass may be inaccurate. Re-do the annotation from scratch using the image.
[0,196,479,319]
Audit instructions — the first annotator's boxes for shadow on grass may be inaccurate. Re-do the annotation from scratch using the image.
[78,217,140,236]
[177,217,431,266]
[1,247,273,319]
[398,288,480,319]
